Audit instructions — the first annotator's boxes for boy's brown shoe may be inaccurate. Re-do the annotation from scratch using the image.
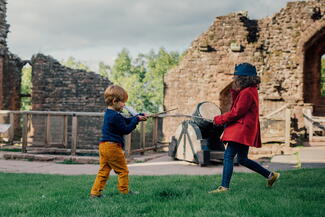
[208,186,229,194]
[267,172,280,187]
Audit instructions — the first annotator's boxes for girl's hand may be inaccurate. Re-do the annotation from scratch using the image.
[138,114,148,121]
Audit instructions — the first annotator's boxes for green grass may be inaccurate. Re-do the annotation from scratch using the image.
[0,169,324,217]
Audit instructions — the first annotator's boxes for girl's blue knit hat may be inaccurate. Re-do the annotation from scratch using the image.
[227,63,257,76]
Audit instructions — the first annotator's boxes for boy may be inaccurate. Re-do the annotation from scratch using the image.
[90,85,147,197]
[209,63,280,193]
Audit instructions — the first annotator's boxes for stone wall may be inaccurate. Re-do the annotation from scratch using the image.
[0,0,8,49]
[30,54,112,149]
[0,0,113,149]
[164,0,325,147]
[0,0,24,141]
[1,53,24,110]
[31,54,110,112]
[0,0,23,111]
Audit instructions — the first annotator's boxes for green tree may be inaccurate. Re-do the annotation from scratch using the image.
[110,48,182,114]
[20,65,32,111]
[111,49,133,83]
[110,49,148,112]
[144,48,181,112]
[61,57,90,71]
[98,61,111,78]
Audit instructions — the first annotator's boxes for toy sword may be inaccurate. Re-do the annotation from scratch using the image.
[123,106,178,117]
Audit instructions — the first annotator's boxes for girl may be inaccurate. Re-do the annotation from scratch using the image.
[209,63,279,193]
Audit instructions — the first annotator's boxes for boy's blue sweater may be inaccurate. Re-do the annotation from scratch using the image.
[100,109,139,148]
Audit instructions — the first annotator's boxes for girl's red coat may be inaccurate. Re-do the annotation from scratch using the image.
[213,87,262,148]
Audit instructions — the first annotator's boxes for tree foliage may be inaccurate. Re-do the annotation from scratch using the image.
[20,65,32,111]
[61,57,90,71]
[109,48,182,113]
[144,49,181,112]
[98,61,111,78]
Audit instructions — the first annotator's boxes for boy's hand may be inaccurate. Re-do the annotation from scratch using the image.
[138,114,148,121]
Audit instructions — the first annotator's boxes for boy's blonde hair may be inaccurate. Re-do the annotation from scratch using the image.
[104,85,128,106]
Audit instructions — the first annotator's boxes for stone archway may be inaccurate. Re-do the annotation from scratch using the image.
[303,26,325,115]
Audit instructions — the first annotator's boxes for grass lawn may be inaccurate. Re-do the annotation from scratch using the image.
[0,169,324,217]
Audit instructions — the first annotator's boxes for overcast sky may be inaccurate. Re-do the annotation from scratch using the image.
[7,0,296,70]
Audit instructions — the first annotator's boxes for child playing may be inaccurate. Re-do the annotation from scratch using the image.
[90,85,147,197]
[209,63,280,193]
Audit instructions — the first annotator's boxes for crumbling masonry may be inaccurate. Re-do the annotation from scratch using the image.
[0,0,111,149]
[164,1,325,149]
[1,0,325,152]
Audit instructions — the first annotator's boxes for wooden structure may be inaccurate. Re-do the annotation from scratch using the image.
[0,105,298,160]
[0,110,166,157]
[166,103,292,166]
[260,104,291,146]
[303,106,325,143]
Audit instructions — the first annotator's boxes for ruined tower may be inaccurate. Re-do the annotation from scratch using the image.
[164,0,325,146]
[0,0,23,111]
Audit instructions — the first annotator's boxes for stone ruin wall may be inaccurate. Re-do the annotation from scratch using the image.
[31,54,110,112]
[30,54,111,149]
[0,0,324,154]
[0,0,23,112]
[164,0,325,151]
[0,0,24,138]
[0,0,113,149]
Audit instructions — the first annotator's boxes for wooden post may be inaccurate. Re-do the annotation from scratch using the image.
[63,115,68,148]
[285,108,291,147]
[8,112,14,144]
[140,121,145,155]
[309,119,313,143]
[152,117,158,151]
[306,109,313,142]
[44,114,51,147]
[71,115,78,155]
[124,134,132,157]
[22,114,28,153]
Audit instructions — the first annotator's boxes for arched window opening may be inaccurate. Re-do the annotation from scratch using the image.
[20,63,32,111]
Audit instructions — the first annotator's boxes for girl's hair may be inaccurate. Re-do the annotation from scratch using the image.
[104,85,128,106]
[234,75,261,89]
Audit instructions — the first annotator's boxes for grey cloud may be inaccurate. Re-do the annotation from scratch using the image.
[7,0,293,60]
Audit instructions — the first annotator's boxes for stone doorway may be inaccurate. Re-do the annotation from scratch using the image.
[303,26,325,116]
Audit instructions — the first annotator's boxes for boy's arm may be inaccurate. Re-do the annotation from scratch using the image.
[112,114,139,135]
[125,116,133,124]
[214,91,253,125]
[124,116,139,124]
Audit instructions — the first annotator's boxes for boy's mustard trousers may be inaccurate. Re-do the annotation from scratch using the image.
[90,142,129,196]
